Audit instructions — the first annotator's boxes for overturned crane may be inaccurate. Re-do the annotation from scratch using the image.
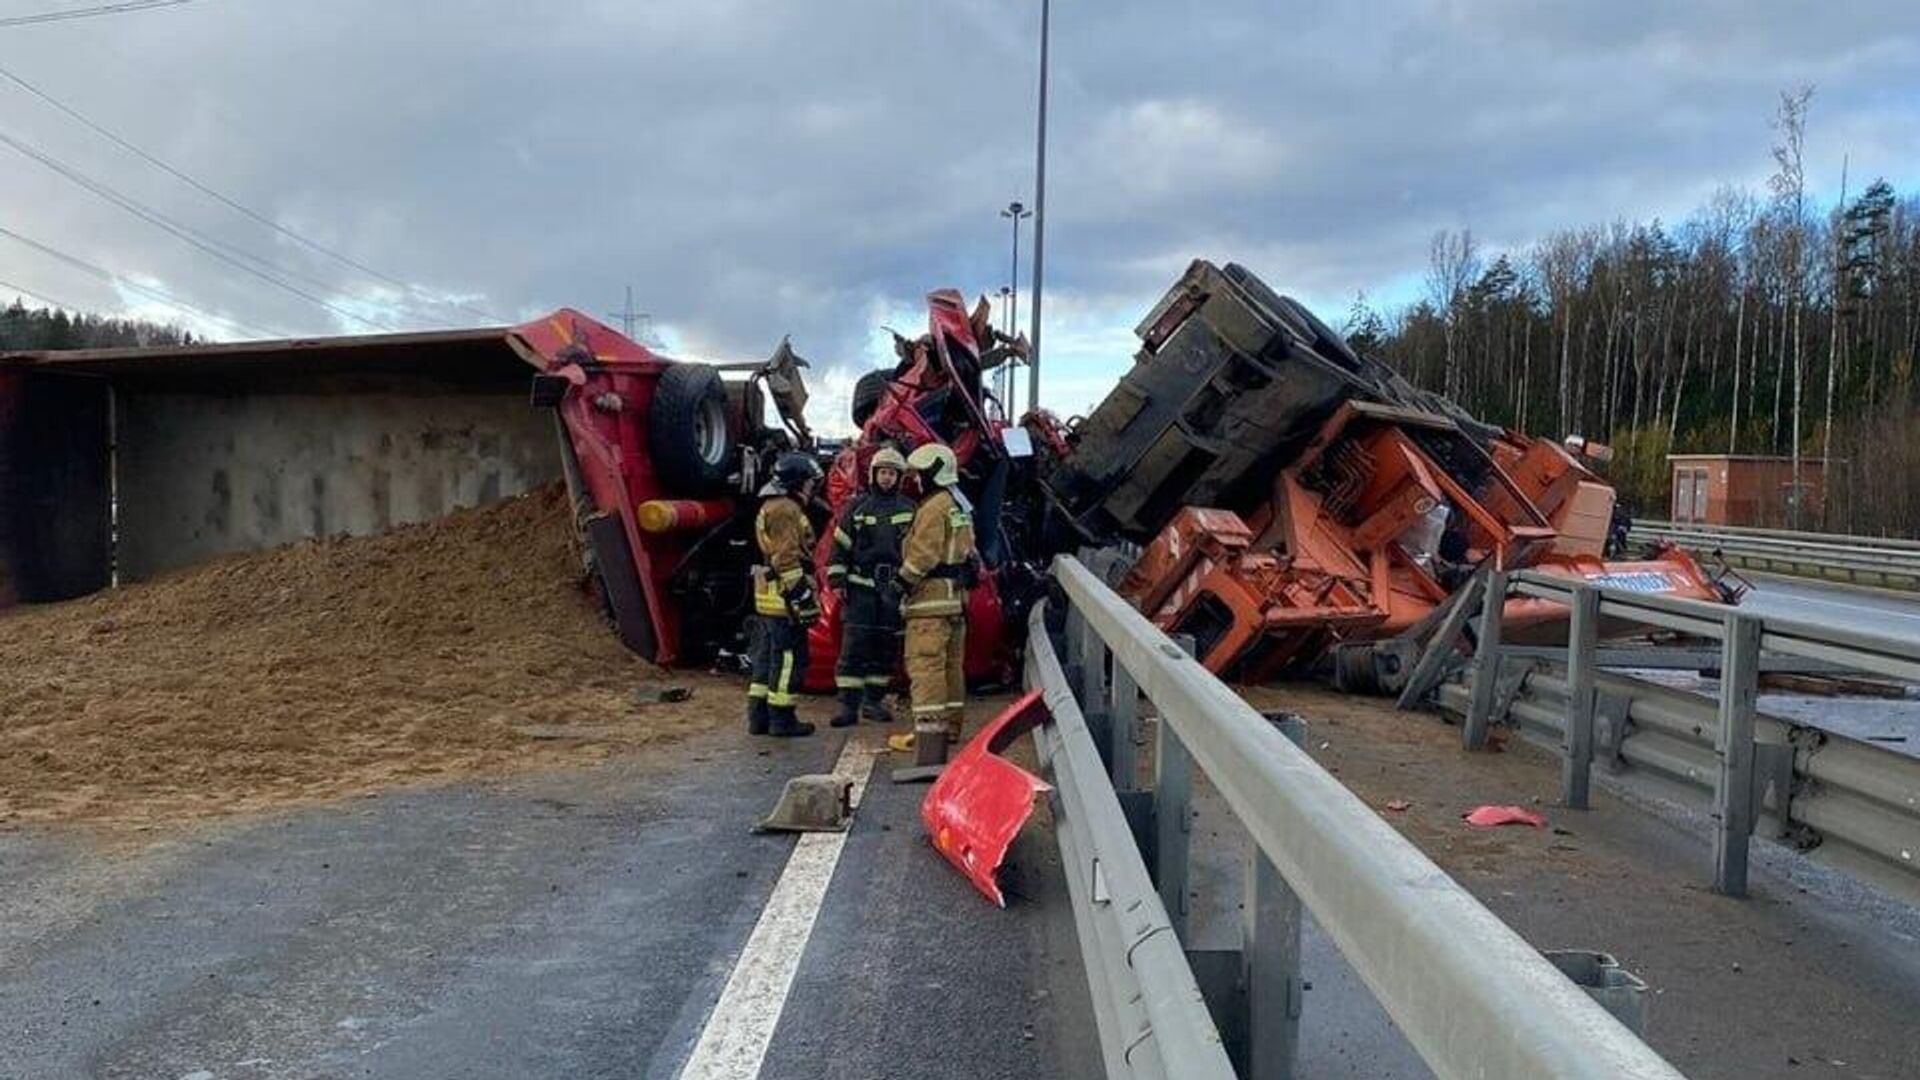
[1027,260,1728,681]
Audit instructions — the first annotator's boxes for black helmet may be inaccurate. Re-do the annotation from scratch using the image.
[767,452,823,496]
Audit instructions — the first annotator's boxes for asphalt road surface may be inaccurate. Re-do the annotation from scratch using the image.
[1745,576,1920,749]
[0,723,1101,1080]
[1640,575,1920,752]
[1738,574,1920,639]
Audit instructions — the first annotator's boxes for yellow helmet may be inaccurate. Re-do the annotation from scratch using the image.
[905,443,960,488]
[868,446,907,482]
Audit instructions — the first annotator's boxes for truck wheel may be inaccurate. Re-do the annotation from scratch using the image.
[1278,296,1363,371]
[851,370,891,428]
[649,363,735,494]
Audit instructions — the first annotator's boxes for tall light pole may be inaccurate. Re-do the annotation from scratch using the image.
[1026,0,1051,412]
[998,284,1014,413]
[1001,199,1031,413]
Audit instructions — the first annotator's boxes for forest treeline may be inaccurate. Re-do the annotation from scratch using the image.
[1353,89,1918,537]
[1,298,194,352]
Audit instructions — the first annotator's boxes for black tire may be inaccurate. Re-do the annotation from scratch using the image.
[1079,543,1139,589]
[851,370,891,428]
[649,363,735,494]
[1278,295,1364,371]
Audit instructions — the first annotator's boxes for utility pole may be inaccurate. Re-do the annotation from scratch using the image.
[607,284,655,345]
[1002,199,1031,414]
[1026,0,1050,412]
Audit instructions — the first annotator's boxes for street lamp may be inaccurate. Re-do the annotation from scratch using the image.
[1027,0,1051,412]
[1001,199,1031,412]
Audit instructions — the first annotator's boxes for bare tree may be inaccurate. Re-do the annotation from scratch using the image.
[1425,228,1480,400]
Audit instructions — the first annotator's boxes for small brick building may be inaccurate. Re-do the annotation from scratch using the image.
[1667,454,1825,527]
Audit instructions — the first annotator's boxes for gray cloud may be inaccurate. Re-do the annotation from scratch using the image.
[3,0,1916,421]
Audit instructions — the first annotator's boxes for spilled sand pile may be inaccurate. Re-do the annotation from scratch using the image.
[0,484,737,826]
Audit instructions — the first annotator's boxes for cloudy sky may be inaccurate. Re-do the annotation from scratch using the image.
[2,0,1917,429]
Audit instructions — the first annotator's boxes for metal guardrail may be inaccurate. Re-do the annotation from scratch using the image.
[1632,520,1920,590]
[1438,569,1920,904]
[1030,555,1684,1080]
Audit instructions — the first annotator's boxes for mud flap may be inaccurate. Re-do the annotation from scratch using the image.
[920,689,1052,907]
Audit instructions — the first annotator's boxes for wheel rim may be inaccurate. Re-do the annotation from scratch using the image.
[695,396,728,466]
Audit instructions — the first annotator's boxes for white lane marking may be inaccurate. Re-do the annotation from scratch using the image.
[677,738,880,1079]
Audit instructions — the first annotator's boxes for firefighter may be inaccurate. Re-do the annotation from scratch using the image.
[746,452,824,738]
[826,446,914,728]
[890,442,977,765]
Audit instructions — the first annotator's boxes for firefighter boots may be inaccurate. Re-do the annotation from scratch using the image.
[768,706,816,738]
[860,686,894,724]
[830,689,861,728]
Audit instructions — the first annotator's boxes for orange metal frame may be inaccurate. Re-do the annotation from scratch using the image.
[1121,404,1722,678]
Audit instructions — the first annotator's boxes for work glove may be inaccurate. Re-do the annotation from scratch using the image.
[786,578,820,627]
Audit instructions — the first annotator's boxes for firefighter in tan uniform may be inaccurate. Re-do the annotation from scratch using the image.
[888,443,977,766]
[746,452,823,739]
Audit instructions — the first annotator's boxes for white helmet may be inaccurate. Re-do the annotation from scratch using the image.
[905,443,960,488]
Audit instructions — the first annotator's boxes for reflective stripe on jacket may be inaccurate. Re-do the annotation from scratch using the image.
[897,488,976,618]
[754,495,815,618]
[826,489,914,589]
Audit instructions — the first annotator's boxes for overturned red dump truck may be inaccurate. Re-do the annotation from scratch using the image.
[520,296,1038,691]
[1032,260,1728,680]
[511,310,815,669]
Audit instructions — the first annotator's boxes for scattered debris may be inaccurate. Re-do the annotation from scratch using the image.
[1463,805,1547,829]
[1384,798,1412,812]
[753,773,854,833]
[922,691,1051,907]
[1761,672,1907,699]
[632,682,694,705]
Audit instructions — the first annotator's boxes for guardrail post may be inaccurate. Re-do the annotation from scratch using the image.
[1464,569,1508,750]
[1245,713,1307,1079]
[1078,610,1113,766]
[1713,613,1763,897]
[1153,633,1197,938]
[1563,584,1598,810]
[1110,663,1139,790]
[1063,603,1086,702]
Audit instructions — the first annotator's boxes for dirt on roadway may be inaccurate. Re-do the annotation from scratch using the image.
[0,484,738,828]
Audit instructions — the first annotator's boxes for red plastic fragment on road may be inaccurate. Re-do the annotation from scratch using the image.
[1463,804,1546,828]
[921,690,1052,907]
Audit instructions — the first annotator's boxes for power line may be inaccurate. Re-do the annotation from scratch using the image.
[0,1,198,30]
[0,124,398,331]
[0,222,286,337]
[0,275,86,313]
[0,61,506,325]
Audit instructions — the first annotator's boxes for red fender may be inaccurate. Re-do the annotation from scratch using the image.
[921,690,1051,907]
